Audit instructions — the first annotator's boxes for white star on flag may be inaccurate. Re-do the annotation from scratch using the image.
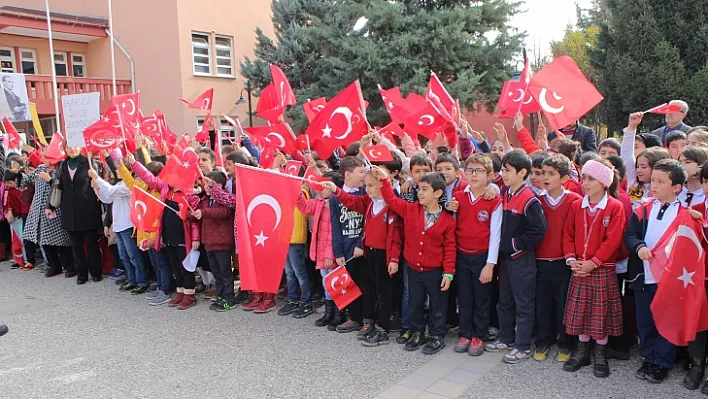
[254,230,269,247]
[678,267,696,288]
[340,289,347,295]
[321,124,333,137]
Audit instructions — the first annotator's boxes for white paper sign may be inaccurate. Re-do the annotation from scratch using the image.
[61,92,100,148]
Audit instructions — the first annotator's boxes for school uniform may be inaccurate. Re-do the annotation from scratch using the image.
[381,179,456,338]
[624,198,683,369]
[454,187,502,340]
[497,184,547,351]
[679,186,705,208]
[445,178,468,326]
[562,193,625,340]
[535,190,582,349]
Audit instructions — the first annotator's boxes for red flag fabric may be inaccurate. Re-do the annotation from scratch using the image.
[214,130,223,167]
[141,112,162,143]
[244,123,299,156]
[362,144,393,162]
[305,81,368,158]
[259,145,276,169]
[427,72,457,122]
[495,80,541,118]
[129,186,165,232]
[11,228,24,267]
[379,86,415,124]
[45,132,67,164]
[403,101,450,140]
[102,105,137,153]
[645,103,683,115]
[527,56,604,130]
[112,92,140,125]
[234,164,303,293]
[303,97,327,122]
[284,160,303,176]
[270,65,297,108]
[650,212,708,346]
[195,114,213,143]
[83,119,124,151]
[379,121,406,138]
[159,154,200,192]
[180,88,214,110]
[303,167,326,191]
[324,265,363,310]
[256,84,285,124]
[2,117,22,149]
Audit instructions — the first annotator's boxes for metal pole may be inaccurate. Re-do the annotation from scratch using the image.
[247,80,253,127]
[44,0,61,134]
[104,29,135,92]
[107,0,117,95]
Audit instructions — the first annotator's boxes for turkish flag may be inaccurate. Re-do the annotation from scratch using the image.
[303,167,326,191]
[45,131,66,164]
[646,103,683,115]
[303,97,327,122]
[141,112,162,143]
[284,160,302,176]
[11,228,24,267]
[496,80,541,118]
[159,154,200,192]
[256,84,285,124]
[270,65,297,108]
[305,81,368,158]
[112,92,140,125]
[1,117,22,149]
[244,123,299,156]
[362,144,393,162]
[129,186,165,232]
[324,266,363,310]
[180,88,214,110]
[234,163,303,293]
[379,86,416,124]
[102,105,137,153]
[83,119,124,151]
[259,144,276,169]
[295,134,311,152]
[379,121,406,138]
[427,72,457,122]
[650,212,708,346]
[195,114,213,143]
[214,129,224,167]
[403,101,449,140]
[527,56,603,130]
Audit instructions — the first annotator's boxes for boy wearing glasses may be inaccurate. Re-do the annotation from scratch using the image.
[446,154,502,356]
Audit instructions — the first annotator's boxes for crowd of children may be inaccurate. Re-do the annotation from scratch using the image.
[4,105,708,394]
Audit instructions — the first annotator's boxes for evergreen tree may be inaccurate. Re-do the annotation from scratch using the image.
[241,0,524,128]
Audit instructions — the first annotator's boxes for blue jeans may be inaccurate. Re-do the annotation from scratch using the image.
[401,259,410,330]
[9,218,26,262]
[149,248,171,294]
[285,244,311,303]
[115,229,148,287]
[320,269,333,300]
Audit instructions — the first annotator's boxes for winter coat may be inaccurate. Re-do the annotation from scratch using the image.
[190,195,235,252]
[54,156,103,232]
[296,195,334,269]
[22,165,72,247]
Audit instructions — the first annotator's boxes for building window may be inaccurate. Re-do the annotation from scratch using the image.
[54,52,68,76]
[214,36,233,77]
[219,116,238,143]
[20,49,37,74]
[72,53,86,77]
[0,47,15,73]
[192,33,211,75]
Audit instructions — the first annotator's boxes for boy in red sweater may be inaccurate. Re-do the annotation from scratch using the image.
[326,169,404,347]
[376,167,456,354]
[533,155,582,362]
[447,154,502,357]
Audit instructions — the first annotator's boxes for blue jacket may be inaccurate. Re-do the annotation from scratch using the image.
[241,136,261,160]
[329,187,365,259]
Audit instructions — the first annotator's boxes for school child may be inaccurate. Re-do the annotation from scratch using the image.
[624,157,688,384]
[666,131,687,160]
[623,116,671,208]
[678,146,708,206]
[485,150,547,364]
[598,138,621,158]
[191,171,236,311]
[447,154,501,356]
[125,153,201,310]
[297,171,343,327]
[329,156,367,334]
[377,168,456,354]
[529,153,549,195]
[562,159,626,378]
[532,155,582,362]
[687,129,708,147]
[3,171,27,268]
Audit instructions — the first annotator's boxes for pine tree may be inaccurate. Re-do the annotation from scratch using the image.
[241,0,524,128]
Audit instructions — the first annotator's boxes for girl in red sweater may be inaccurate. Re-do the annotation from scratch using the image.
[562,159,626,378]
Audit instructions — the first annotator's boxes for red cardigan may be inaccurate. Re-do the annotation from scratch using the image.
[334,187,403,265]
[380,178,456,275]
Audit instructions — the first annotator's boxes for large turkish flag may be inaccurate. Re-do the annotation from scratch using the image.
[234,164,303,293]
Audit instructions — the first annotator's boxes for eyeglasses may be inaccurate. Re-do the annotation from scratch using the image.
[464,168,487,175]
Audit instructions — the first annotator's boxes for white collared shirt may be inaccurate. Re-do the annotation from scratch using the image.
[543,190,570,207]
[643,198,682,284]
[372,199,386,215]
[679,185,705,207]
[581,192,609,211]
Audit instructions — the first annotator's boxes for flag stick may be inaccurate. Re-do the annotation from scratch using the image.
[44,0,62,136]
[134,186,180,215]
[107,0,117,96]
[306,135,311,153]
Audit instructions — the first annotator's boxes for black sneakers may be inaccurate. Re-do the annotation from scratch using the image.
[293,302,314,318]
[422,336,446,355]
[396,329,412,345]
[362,330,390,347]
[278,301,300,316]
[234,290,250,304]
[357,321,375,340]
[404,332,423,351]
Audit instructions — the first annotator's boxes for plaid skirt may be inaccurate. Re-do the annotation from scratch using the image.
[563,268,623,339]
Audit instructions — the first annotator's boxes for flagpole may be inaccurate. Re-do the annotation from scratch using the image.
[107,0,117,95]
[44,0,62,135]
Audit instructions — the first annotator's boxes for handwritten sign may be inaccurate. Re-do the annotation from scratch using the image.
[61,92,100,148]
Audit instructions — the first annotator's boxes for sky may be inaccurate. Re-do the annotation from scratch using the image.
[511,0,595,57]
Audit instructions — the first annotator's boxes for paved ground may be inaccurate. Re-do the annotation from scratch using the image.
[0,260,705,399]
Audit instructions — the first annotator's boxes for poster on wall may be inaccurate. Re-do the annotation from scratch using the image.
[61,92,101,148]
[0,72,30,122]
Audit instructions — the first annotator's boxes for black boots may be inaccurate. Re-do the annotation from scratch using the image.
[327,307,345,331]
[593,344,610,378]
[563,341,591,372]
[684,357,706,390]
[315,300,335,327]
